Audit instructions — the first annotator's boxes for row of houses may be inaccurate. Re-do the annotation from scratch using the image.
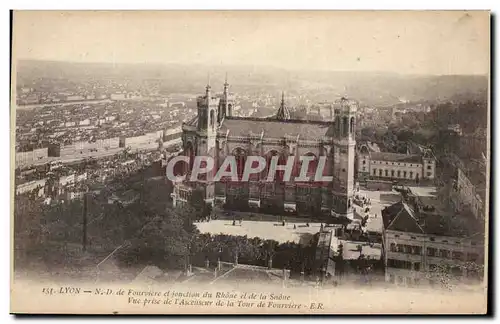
[15,172,88,198]
[59,137,121,156]
[15,127,183,169]
[15,148,49,168]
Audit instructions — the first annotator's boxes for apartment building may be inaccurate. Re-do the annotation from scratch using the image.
[382,188,485,288]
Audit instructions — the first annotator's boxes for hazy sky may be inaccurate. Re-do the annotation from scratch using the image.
[13,11,490,75]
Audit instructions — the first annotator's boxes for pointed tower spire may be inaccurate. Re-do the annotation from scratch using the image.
[276,91,291,121]
[206,72,211,98]
[223,72,229,94]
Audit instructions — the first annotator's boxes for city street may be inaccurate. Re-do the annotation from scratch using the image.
[354,189,402,233]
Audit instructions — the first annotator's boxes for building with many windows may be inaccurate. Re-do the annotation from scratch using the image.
[357,143,436,183]
[382,187,485,287]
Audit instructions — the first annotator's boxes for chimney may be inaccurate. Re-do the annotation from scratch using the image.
[205,259,210,269]
[268,258,273,270]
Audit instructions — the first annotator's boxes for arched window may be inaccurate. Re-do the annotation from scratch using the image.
[265,150,279,181]
[185,142,195,174]
[249,159,261,181]
[350,117,355,134]
[210,110,215,129]
[343,117,349,137]
[303,152,318,177]
[277,154,287,182]
[232,148,246,181]
[337,117,342,136]
[228,104,233,116]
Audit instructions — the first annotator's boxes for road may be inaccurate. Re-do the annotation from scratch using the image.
[353,189,401,233]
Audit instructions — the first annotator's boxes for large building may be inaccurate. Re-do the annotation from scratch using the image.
[357,142,436,183]
[382,187,485,287]
[171,80,358,219]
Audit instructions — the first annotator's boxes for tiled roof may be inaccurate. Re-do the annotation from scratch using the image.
[370,152,421,163]
[185,116,198,127]
[382,198,484,237]
[220,117,334,140]
[382,201,424,234]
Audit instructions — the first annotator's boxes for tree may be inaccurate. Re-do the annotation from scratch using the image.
[116,207,196,270]
[261,239,278,267]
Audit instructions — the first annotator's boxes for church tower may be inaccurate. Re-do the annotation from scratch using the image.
[218,74,234,122]
[331,97,357,219]
[195,80,219,204]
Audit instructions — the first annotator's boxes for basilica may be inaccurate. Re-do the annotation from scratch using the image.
[170,79,358,219]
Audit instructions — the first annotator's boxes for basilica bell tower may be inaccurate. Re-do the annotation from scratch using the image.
[331,97,357,219]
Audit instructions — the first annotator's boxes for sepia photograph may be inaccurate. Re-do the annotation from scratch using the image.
[9,10,490,314]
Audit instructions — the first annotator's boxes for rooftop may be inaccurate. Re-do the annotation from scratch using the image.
[370,152,421,163]
[382,187,485,238]
[220,116,334,140]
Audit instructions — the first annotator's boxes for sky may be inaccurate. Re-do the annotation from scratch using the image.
[12,11,490,75]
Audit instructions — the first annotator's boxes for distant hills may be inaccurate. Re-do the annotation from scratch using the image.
[15,60,488,106]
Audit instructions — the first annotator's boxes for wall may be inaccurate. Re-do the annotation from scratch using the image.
[369,160,422,180]
[16,178,47,195]
[15,148,49,168]
[366,180,392,191]
[125,132,163,150]
[453,168,484,219]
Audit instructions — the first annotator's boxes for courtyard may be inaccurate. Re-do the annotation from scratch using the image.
[194,188,404,243]
[195,219,323,245]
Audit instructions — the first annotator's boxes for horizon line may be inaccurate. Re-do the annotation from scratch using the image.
[15,58,489,78]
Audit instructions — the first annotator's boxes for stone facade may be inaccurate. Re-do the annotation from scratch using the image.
[357,144,436,183]
[171,81,358,219]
